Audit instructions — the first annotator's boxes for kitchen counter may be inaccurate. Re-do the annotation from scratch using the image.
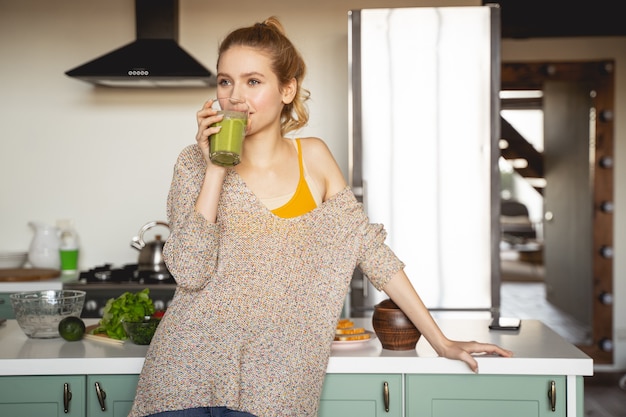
[0,278,63,292]
[0,271,80,293]
[0,318,592,377]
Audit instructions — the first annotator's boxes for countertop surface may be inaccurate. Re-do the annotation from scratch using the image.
[0,278,63,292]
[0,318,593,377]
[0,271,81,292]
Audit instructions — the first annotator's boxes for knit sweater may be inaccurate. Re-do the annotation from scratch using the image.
[128,144,405,417]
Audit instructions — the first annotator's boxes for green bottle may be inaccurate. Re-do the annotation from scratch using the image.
[57,219,79,274]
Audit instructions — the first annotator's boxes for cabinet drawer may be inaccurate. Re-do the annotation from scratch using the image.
[320,373,402,417]
[87,374,140,417]
[0,375,86,417]
[406,374,566,417]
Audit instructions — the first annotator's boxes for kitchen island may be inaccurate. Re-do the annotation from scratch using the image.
[0,318,592,417]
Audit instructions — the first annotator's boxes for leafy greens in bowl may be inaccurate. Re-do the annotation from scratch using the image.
[92,288,156,340]
[123,318,161,345]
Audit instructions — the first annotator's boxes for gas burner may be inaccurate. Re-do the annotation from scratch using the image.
[136,270,175,284]
[68,264,177,317]
[79,263,136,283]
[79,264,175,285]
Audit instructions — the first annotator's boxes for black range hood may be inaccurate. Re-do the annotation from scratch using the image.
[65,0,215,88]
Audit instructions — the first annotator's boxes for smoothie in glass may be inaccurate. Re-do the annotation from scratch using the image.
[209,98,248,167]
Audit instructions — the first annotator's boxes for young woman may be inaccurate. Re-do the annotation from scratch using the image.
[128,16,512,417]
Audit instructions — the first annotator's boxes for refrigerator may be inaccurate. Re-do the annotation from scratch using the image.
[348,6,501,317]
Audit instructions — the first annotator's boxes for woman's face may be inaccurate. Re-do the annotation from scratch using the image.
[216,46,290,137]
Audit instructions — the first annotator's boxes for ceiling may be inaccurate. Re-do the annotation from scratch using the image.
[484,0,626,38]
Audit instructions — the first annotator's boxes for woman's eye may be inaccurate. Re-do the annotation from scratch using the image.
[248,79,260,86]
[217,78,231,86]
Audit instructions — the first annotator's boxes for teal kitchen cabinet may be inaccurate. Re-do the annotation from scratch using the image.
[87,374,140,416]
[405,374,569,417]
[0,374,139,417]
[0,375,86,417]
[319,373,402,417]
[0,293,14,319]
[0,373,580,417]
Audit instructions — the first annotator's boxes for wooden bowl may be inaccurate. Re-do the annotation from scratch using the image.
[372,299,421,350]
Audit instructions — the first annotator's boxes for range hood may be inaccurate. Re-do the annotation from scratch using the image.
[65,0,215,88]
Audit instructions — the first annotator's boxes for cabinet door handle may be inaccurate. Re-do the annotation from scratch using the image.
[383,381,390,412]
[63,382,72,413]
[547,380,556,412]
[94,381,107,411]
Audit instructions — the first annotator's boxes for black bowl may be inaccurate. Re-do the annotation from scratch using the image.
[122,318,160,345]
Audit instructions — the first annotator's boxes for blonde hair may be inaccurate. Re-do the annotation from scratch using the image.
[217,16,310,136]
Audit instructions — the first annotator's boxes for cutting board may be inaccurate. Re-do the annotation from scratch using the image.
[0,268,60,282]
[84,324,125,345]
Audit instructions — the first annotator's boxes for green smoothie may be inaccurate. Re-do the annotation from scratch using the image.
[209,111,247,167]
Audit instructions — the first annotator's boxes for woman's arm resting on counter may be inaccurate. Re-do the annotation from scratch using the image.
[382,269,514,373]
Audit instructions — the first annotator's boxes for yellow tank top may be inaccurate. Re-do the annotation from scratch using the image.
[270,139,318,218]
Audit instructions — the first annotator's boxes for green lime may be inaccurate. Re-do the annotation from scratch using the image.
[58,316,86,341]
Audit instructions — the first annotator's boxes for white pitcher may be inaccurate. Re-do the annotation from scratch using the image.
[27,222,60,269]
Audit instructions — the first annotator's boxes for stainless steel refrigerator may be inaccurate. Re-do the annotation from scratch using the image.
[347,6,501,317]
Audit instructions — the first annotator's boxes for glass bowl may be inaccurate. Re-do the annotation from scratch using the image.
[122,318,161,345]
[10,290,85,338]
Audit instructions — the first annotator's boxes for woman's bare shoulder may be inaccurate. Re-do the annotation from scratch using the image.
[298,137,347,199]
[298,137,333,159]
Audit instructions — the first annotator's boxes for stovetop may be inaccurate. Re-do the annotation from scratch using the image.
[64,264,177,317]
[76,263,175,285]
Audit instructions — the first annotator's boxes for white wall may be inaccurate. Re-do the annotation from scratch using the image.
[0,0,467,266]
[1,0,625,369]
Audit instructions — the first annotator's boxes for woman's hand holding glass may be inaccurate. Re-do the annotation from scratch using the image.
[195,99,225,164]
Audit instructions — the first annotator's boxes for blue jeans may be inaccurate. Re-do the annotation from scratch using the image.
[146,407,258,417]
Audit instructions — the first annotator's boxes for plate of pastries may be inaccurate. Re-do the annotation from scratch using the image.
[333,318,376,345]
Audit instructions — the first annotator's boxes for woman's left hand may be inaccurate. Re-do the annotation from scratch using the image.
[381,270,514,374]
[437,340,514,373]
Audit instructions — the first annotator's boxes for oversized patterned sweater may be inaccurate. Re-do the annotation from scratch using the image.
[128,144,405,417]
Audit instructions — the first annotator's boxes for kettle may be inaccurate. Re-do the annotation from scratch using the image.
[131,221,171,280]
[28,221,61,269]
